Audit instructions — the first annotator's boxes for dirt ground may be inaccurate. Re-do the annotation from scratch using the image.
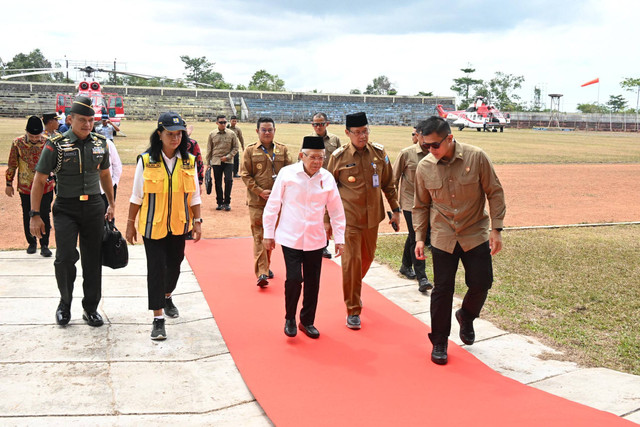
[1,163,639,251]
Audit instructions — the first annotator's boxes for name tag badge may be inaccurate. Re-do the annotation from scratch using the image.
[92,147,105,155]
[372,173,379,188]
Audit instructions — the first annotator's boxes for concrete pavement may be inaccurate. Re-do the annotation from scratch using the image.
[0,242,638,425]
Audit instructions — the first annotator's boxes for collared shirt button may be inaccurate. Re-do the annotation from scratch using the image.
[451,194,456,198]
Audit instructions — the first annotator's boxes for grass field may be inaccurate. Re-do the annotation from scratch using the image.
[375,225,640,375]
[2,118,640,165]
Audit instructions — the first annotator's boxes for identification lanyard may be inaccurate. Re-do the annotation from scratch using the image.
[259,144,277,179]
[371,162,379,188]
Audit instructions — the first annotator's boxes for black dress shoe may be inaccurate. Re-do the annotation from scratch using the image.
[299,323,320,339]
[399,265,417,280]
[55,301,71,326]
[455,309,475,345]
[268,270,274,279]
[27,243,37,254]
[284,319,297,337]
[418,277,433,292]
[257,274,269,287]
[40,246,52,257]
[431,342,448,365]
[322,247,332,259]
[82,310,104,327]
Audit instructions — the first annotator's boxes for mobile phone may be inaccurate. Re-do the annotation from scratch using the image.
[387,211,399,232]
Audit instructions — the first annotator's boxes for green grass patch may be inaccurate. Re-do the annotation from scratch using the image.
[2,118,640,165]
[375,225,640,375]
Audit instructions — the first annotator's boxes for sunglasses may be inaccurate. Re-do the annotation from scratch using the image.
[218,121,227,125]
[311,122,327,127]
[421,134,449,149]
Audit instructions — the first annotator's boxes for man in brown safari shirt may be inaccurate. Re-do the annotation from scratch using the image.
[413,116,505,366]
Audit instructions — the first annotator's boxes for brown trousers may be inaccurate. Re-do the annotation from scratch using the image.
[341,225,379,315]
[249,205,272,278]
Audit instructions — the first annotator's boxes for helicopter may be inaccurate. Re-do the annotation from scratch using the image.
[436,96,510,132]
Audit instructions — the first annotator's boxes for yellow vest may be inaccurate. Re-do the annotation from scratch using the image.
[138,152,197,239]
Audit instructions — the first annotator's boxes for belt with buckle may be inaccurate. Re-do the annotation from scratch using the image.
[79,195,89,201]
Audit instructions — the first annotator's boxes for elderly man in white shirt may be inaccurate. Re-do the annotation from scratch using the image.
[263,136,346,339]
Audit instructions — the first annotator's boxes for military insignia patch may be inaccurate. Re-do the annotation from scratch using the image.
[257,164,263,170]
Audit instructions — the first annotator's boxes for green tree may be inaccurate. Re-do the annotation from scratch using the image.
[2,49,63,82]
[248,69,285,91]
[606,94,628,112]
[236,84,247,90]
[450,66,483,108]
[476,72,525,111]
[180,55,232,89]
[350,88,361,95]
[531,86,542,112]
[620,77,640,114]
[364,75,395,95]
[416,91,433,96]
[576,103,609,113]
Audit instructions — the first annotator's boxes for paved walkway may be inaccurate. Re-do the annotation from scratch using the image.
[0,243,638,425]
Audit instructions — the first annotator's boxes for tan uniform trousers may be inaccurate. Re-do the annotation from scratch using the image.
[249,205,272,278]
[342,224,379,315]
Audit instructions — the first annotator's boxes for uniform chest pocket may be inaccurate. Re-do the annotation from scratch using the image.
[143,169,165,193]
[61,150,80,173]
[338,166,361,186]
[458,173,480,199]
[424,178,445,202]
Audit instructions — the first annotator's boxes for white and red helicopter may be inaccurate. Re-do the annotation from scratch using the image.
[437,96,510,132]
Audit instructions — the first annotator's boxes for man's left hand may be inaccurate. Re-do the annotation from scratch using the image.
[105,204,115,222]
[334,243,345,257]
[489,229,503,255]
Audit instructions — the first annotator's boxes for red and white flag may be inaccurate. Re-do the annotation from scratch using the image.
[581,78,600,87]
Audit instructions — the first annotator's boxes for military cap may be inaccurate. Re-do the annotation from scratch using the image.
[42,112,60,124]
[26,116,44,135]
[158,111,186,131]
[302,136,325,150]
[346,112,368,128]
[70,96,95,116]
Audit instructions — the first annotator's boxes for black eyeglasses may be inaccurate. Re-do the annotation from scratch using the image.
[420,134,449,149]
[311,122,327,127]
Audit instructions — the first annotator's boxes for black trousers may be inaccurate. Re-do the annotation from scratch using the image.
[21,191,53,247]
[429,241,493,345]
[401,210,427,279]
[282,246,323,326]
[233,152,240,175]
[213,163,233,205]
[52,195,104,312]
[143,233,185,311]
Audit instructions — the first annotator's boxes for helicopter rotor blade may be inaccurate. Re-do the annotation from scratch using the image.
[1,69,69,80]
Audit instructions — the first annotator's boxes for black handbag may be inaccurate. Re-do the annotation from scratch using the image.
[102,220,129,269]
[205,167,212,195]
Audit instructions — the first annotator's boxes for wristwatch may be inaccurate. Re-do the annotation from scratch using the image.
[392,207,401,213]
[494,228,503,232]
[193,218,203,224]
[29,210,40,217]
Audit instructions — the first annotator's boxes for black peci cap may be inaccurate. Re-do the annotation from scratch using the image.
[302,136,325,150]
[158,111,186,131]
[70,96,95,116]
[26,116,44,135]
[346,112,368,128]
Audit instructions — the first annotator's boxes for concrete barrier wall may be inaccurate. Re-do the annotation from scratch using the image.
[0,81,454,125]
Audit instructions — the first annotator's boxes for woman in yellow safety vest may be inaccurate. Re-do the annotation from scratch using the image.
[125,111,203,341]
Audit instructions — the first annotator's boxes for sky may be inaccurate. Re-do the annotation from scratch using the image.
[2,0,639,112]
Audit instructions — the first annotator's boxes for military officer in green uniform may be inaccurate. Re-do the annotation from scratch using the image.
[30,96,115,327]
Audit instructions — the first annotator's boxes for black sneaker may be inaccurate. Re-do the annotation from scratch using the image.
[164,297,179,318]
[268,270,274,279]
[216,204,224,211]
[40,246,52,257]
[257,274,269,287]
[27,243,37,254]
[151,318,166,340]
[399,265,417,280]
[431,342,448,365]
[455,309,475,345]
[346,315,361,330]
[418,277,433,292]
[223,204,231,211]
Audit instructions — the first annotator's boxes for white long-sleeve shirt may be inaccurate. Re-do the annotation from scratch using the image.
[100,139,122,194]
[129,150,201,206]
[263,162,345,251]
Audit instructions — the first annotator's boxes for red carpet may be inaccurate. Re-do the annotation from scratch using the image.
[186,238,631,426]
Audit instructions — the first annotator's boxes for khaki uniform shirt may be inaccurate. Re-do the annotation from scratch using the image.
[36,130,110,198]
[393,143,428,211]
[241,141,292,207]
[304,131,342,168]
[227,125,245,149]
[206,129,240,165]
[413,141,506,254]
[326,141,399,229]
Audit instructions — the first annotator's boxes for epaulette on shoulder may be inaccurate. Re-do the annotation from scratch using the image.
[371,142,384,151]
[246,142,258,148]
[92,132,106,140]
[50,133,65,143]
[331,145,347,157]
